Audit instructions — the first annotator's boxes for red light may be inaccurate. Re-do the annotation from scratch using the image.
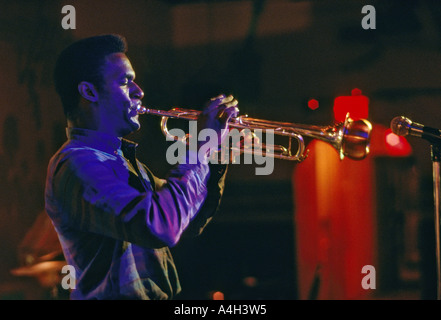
[308,99,319,110]
[333,88,369,122]
[351,88,362,96]
[243,276,258,288]
[384,129,412,156]
[211,291,224,300]
[385,131,401,147]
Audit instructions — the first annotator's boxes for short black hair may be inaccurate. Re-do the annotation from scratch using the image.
[53,34,127,119]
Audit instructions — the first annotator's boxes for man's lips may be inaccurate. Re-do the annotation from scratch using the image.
[129,103,142,117]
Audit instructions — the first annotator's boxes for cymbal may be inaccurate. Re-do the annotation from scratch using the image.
[10,261,67,288]
[10,261,66,277]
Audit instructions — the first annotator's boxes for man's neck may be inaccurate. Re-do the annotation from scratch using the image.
[67,119,121,139]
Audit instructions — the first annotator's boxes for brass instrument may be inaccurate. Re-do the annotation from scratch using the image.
[136,106,372,161]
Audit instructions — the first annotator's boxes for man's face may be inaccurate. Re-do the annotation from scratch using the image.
[96,52,144,137]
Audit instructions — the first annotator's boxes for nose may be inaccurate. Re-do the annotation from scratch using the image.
[131,81,144,100]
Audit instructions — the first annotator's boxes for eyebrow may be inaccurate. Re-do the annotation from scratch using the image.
[121,72,135,81]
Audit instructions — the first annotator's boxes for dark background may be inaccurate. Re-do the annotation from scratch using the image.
[0,0,440,299]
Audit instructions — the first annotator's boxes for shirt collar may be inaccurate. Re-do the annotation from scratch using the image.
[66,128,138,155]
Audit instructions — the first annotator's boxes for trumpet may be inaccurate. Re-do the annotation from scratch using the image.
[136,105,372,161]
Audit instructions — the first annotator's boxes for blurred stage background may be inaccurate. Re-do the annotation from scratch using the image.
[0,0,440,299]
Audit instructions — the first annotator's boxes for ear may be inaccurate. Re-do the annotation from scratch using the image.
[78,81,99,103]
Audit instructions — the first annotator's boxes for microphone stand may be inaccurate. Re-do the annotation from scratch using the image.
[391,117,441,299]
[431,144,441,300]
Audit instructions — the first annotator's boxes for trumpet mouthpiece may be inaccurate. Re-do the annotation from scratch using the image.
[136,105,147,114]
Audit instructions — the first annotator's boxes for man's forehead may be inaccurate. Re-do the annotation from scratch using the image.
[102,52,135,76]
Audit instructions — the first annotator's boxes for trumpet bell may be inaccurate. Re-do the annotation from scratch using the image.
[339,115,372,160]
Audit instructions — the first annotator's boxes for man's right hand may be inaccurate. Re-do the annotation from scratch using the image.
[197,94,239,146]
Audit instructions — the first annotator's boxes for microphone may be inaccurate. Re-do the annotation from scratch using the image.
[390,116,441,144]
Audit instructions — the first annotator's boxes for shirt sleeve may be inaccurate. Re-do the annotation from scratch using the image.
[145,162,228,239]
[46,148,212,248]
[181,163,228,237]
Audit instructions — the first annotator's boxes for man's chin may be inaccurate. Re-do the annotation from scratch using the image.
[128,118,141,133]
[119,118,141,137]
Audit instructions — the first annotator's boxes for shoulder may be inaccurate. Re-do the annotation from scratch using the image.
[49,142,118,178]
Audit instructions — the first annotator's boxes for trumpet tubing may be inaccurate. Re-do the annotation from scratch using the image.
[136,105,372,161]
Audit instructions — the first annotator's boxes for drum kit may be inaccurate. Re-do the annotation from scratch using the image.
[9,211,66,299]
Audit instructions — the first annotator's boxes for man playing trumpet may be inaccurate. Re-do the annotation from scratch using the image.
[45,34,238,300]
